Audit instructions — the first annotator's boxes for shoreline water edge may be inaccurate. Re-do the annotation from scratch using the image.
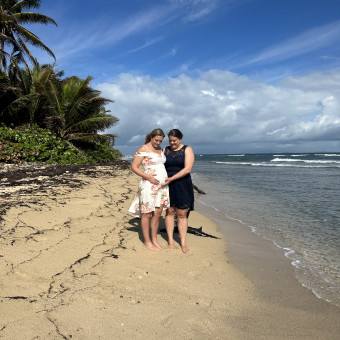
[0,161,339,339]
[190,152,340,308]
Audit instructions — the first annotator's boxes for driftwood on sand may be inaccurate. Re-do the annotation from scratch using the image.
[193,184,206,194]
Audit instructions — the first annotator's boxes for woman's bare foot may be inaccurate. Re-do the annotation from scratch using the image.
[153,242,164,249]
[168,242,175,248]
[181,245,189,253]
[144,242,160,251]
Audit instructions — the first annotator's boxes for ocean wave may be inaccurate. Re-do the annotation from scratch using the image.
[227,154,245,157]
[213,160,340,168]
[315,153,340,157]
[271,158,340,164]
[214,161,252,165]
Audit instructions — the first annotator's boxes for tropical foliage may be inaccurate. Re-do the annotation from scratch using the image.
[0,1,121,164]
[0,125,121,164]
[44,74,118,142]
[0,0,57,71]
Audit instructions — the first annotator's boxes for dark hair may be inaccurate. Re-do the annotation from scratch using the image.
[145,128,165,144]
[168,129,183,139]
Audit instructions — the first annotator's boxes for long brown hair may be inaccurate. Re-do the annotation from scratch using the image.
[145,128,165,144]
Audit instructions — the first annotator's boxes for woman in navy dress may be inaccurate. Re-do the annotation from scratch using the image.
[163,129,194,253]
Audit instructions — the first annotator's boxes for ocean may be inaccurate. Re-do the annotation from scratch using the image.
[191,153,340,307]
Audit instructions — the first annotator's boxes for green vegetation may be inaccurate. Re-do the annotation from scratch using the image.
[0,1,121,164]
[0,125,122,164]
[0,0,56,71]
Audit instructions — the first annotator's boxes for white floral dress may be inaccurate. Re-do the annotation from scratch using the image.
[128,148,170,217]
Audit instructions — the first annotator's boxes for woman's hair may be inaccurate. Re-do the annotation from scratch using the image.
[145,128,165,144]
[168,129,183,139]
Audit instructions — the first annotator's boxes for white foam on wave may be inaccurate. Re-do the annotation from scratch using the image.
[228,154,245,157]
[315,153,340,157]
[214,160,340,168]
[197,198,219,212]
[283,247,295,257]
[214,161,252,165]
[250,226,257,233]
[224,214,247,225]
[271,158,303,162]
[271,158,340,164]
[254,163,340,168]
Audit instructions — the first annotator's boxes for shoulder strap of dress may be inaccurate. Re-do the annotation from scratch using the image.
[143,144,151,151]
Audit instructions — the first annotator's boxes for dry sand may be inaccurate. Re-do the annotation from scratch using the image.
[0,163,339,339]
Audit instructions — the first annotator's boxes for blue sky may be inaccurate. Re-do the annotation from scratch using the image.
[28,0,340,154]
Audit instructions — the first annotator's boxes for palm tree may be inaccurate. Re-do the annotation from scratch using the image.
[1,63,118,143]
[0,0,57,71]
[45,75,119,142]
[0,61,57,125]
[0,67,18,123]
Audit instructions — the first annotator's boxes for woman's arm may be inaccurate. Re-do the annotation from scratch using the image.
[163,146,194,185]
[131,147,160,185]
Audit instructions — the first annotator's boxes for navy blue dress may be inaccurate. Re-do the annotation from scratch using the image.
[164,145,194,211]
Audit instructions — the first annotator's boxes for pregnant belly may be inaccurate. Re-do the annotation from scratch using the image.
[153,168,167,183]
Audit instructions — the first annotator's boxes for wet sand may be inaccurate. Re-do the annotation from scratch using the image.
[0,163,339,339]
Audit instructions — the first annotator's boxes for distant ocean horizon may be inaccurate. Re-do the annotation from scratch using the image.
[191,152,340,307]
[123,152,340,307]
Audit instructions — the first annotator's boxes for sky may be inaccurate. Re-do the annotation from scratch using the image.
[28,0,340,155]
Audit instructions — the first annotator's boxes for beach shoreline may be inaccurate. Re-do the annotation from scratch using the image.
[0,163,339,339]
[196,199,340,306]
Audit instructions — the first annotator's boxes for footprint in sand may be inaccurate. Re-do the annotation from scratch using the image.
[161,314,176,328]
[201,259,212,267]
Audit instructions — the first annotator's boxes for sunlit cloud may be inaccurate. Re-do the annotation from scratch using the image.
[98,69,340,154]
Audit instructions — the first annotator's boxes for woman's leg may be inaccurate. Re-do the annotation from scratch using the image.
[176,208,189,253]
[141,212,160,251]
[165,207,176,247]
[150,205,163,249]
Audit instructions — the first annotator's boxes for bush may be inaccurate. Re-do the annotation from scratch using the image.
[0,125,121,164]
[74,139,122,163]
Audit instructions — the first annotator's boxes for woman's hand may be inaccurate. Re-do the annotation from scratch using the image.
[147,174,160,185]
[162,177,172,186]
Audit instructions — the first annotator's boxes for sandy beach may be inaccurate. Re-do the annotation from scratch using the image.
[0,162,339,340]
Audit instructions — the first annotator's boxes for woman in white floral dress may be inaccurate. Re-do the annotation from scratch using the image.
[129,129,170,251]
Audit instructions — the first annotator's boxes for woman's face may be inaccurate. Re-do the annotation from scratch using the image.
[169,136,181,150]
[151,135,164,149]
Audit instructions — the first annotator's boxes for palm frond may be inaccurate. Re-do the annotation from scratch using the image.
[15,29,56,62]
[65,133,113,143]
[13,12,57,26]
[11,0,41,12]
[66,115,119,135]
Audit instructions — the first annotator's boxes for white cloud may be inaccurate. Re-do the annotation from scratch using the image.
[128,135,144,143]
[32,0,225,65]
[244,20,340,66]
[53,7,171,61]
[99,69,340,154]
